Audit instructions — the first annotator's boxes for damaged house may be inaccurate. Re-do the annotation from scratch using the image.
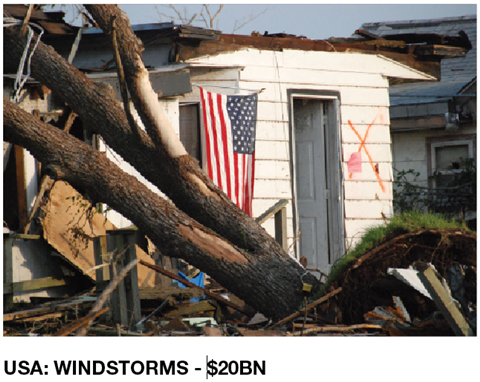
[3,5,475,333]
[360,15,477,226]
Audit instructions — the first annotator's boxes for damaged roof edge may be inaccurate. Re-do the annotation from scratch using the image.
[86,63,191,79]
[375,54,438,81]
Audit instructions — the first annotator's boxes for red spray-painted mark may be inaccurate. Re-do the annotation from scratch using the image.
[347,114,385,193]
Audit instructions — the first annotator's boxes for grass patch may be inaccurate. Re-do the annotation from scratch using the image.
[324,211,470,289]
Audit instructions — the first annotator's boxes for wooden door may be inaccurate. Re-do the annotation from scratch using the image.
[293,98,343,273]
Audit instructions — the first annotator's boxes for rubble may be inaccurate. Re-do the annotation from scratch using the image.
[320,223,476,336]
[4,215,476,337]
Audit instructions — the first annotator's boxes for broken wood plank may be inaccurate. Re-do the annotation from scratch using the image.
[164,300,216,318]
[414,44,466,57]
[139,285,203,301]
[87,328,146,336]
[76,258,139,336]
[3,233,41,240]
[23,108,75,236]
[203,326,224,336]
[161,316,190,332]
[3,297,96,322]
[417,266,474,336]
[139,260,254,317]
[94,231,141,328]
[3,276,77,294]
[3,235,14,312]
[354,29,385,41]
[255,199,288,225]
[15,312,64,323]
[41,181,156,286]
[23,176,54,235]
[289,323,383,336]
[270,287,342,329]
[14,145,28,232]
[237,328,286,337]
[52,307,109,337]
[292,323,333,331]
[274,205,287,251]
[3,142,13,171]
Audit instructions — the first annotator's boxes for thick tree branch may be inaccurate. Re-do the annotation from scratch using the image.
[4,97,313,319]
[85,4,186,158]
[4,5,321,319]
[4,11,276,256]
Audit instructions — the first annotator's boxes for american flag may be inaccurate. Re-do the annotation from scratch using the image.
[199,87,258,216]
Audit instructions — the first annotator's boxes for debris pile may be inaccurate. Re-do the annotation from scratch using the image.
[4,214,476,337]
[320,226,476,336]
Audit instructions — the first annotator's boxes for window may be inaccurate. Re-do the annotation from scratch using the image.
[427,135,476,216]
[179,103,201,163]
[431,140,474,188]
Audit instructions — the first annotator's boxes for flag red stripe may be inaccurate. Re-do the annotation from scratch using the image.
[242,154,248,211]
[199,88,214,180]
[246,151,255,216]
[216,93,232,199]
[207,91,223,189]
[233,152,240,208]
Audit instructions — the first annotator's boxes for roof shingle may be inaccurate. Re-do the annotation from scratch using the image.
[362,15,476,109]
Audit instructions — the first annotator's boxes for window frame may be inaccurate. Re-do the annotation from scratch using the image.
[427,134,476,190]
[179,102,202,164]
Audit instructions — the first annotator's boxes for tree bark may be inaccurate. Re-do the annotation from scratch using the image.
[4,98,316,319]
[3,6,322,319]
[4,7,272,255]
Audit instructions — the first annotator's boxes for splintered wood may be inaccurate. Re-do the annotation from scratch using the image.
[40,181,157,286]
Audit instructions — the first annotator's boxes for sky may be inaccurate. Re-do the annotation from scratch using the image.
[59,3,477,40]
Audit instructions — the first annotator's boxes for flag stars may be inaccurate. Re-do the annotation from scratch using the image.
[227,93,258,155]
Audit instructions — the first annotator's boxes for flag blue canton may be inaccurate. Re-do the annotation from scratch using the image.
[227,94,258,154]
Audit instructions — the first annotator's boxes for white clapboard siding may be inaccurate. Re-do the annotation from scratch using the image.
[342,143,393,163]
[341,105,391,126]
[190,67,241,82]
[255,120,290,141]
[341,123,391,144]
[254,179,291,199]
[342,162,393,182]
[344,181,393,200]
[240,65,391,88]
[187,80,243,100]
[240,80,391,106]
[345,200,393,219]
[254,140,291,161]
[392,133,429,162]
[280,50,433,80]
[254,101,289,123]
[255,159,291,180]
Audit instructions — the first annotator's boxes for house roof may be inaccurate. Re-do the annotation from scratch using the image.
[361,15,477,108]
[389,80,473,105]
[3,4,78,35]
[4,4,471,82]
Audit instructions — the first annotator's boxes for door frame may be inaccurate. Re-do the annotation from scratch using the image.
[287,89,345,270]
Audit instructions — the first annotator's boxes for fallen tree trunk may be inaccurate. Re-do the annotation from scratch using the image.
[3,6,283,257]
[4,98,315,320]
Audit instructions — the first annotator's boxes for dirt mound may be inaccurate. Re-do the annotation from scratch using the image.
[324,228,476,325]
